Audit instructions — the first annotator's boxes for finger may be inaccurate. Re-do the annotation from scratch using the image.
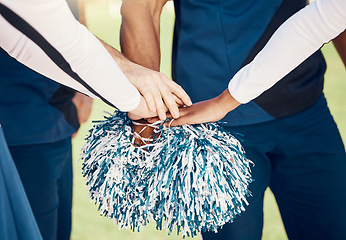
[146,117,160,123]
[140,86,157,113]
[170,112,202,126]
[155,77,181,118]
[173,94,185,107]
[151,87,167,120]
[162,91,180,119]
[148,115,187,126]
[170,105,210,126]
[146,103,192,123]
[169,119,185,127]
[147,110,173,123]
[166,117,189,127]
[166,79,192,106]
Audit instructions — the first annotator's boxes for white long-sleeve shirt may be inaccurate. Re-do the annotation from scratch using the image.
[0,0,140,111]
[229,0,346,104]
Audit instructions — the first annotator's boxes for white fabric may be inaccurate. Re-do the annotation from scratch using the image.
[0,0,140,111]
[228,0,346,104]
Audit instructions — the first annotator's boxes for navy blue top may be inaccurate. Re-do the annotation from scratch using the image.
[173,0,327,126]
[0,50,79,146]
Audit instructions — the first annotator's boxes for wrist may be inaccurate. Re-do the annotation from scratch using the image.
[217,89,241,115]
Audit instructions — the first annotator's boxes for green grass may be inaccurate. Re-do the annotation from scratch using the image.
[71,2,346,239]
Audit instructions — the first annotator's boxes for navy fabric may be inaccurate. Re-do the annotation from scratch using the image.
[202,95,346,240]
[0,50,78,146]
[9,137,73,240]
[0,126,43,240]
[172,0,327,126]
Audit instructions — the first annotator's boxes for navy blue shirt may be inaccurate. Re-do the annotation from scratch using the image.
[173,0,327,126]
[0,50,79,146]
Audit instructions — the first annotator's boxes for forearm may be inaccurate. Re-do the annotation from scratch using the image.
[120,0,167,71]
[228,0,346,104]
[0,0,140,111]
[98,38,133,76]
[332,30,346,67]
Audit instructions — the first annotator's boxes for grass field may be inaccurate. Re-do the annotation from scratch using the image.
[70,1,346,239]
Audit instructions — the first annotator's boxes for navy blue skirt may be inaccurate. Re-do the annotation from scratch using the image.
[0,126,42,240]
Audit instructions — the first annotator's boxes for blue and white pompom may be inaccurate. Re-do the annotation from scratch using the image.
[81,111,252,237]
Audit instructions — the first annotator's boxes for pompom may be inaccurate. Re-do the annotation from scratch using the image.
[81,111,252,237]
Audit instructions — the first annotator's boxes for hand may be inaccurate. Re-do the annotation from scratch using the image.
[128,96,163,120]
[98,39,192,121]
[72,92,93,137]
[148,90,241,126]
[124,62,192,120]
[72,92,94,124]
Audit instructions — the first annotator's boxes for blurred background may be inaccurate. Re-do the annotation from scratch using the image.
[71,1,346,239]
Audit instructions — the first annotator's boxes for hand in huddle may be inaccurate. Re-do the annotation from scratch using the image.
[147,90,241,126]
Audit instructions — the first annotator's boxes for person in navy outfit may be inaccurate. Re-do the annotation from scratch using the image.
[120,0,346,239]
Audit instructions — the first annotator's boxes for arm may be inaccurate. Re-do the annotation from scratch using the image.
[120,0,191,120]
[332,30,346,67]
[0,0,140,111]
[228,0,345,104]
[0,0,189,120]
[120,0,167,71]
[120,0,173,138]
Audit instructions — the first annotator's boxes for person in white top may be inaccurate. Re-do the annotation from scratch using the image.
[0,0,192,121]
[163,0,345,126]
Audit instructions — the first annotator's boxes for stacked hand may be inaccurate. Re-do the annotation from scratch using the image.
[98,39,192,121]
[130,90,241,142]
[99,39,239,129]
[126,62,191,121]
[145,89,241,126]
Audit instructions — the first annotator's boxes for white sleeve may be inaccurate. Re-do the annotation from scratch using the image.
[228,0,346,104]
[0,0,140,111]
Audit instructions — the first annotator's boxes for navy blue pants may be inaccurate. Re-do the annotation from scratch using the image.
[9,138,73,240]
[202,98,346,240]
